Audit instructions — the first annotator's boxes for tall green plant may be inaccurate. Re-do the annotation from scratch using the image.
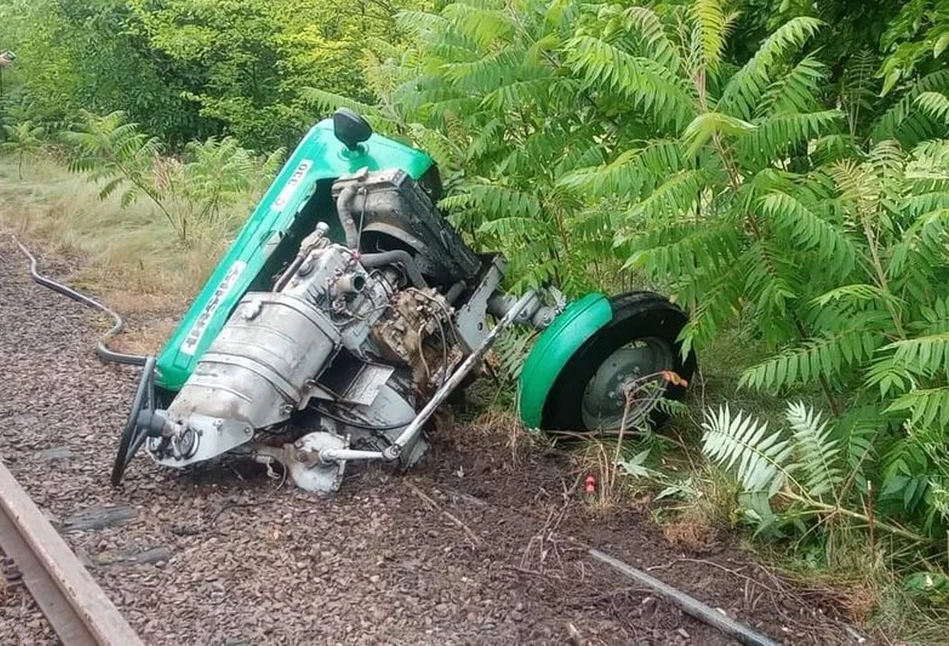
[64,110,282,242]
[702,401,929,542]
[1,120,44,178]
[340,0,949,541]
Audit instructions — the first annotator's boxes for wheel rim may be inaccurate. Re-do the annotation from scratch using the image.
[580,337,673,431]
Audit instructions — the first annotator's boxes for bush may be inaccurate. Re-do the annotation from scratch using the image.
[63,110,283,242]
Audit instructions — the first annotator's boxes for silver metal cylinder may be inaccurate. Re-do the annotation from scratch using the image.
[167,292,341,433]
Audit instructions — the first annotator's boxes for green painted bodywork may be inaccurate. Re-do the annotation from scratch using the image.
[155,119,434,391]
[517,293,613,429]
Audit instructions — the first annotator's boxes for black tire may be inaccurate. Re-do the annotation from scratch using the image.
[541,291,697,432]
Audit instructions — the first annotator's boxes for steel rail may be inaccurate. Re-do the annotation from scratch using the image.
[0,461,144,646]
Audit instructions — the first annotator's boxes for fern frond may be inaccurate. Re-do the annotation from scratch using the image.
[619,6,682,74]
[466,184,543,219]
[690,0,734,69]
[812,283,900,309]
[564,35,695,130]
[738,110,844,167]
[915,92,949,125]
[758,191,856,276]
[677,261,745,355]
[918,297,949,335]
[477,216,555,237]
[786,402,842,500]
[865,353,913,398]
[683,112,755,157]
[552,141,607,177]
[702,405,791,497]
[757,54,826,117]
[717,16,824,120]
[622,222,742,278]
[442,47,526,92]
[493,328,537,382]
[887,387,949,428]
[740,331,882,391]
[395,10,452,40]
[558,139,684,198]
[833,406,885,490]
[871,69,949,145]
[887,333,949,379]
[440,3,516,50]
[625,169,705,223]
[743,242,802,328]
[481,77,558,111]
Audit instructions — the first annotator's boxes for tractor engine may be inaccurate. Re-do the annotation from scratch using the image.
[145,172,469,490]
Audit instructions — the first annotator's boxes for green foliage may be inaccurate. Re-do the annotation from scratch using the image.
[0,0,425,148]
[0,0,211,142]
[702,405,790,502]
[0,120,45,179]
[325,0,949,548]
[880,0,949,96]
[702,402,930,542]
[63,110,282,241]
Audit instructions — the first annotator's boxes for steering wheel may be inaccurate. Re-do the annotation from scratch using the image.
[111,356,158,486]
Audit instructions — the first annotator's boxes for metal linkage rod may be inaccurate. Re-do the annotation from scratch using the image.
[320,448,384,462]
[384,289,540,460]
[589,549,781,646]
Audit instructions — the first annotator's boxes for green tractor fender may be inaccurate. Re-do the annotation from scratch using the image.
[517,293,612,428]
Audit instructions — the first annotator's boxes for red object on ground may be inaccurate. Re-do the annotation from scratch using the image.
[584,475,596,494]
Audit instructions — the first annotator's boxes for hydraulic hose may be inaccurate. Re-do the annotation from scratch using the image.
[360,250,428,289]
[12,236,149,367]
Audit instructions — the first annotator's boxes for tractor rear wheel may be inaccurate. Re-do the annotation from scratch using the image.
[540,291,696,433]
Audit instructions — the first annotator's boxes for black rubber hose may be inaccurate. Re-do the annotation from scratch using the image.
[12,236,149,367]
[588,549,782,646]
[335,183,360,249]
[310,403,413,432]
[360,250,428,289]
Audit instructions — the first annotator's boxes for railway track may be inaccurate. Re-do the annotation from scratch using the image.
[0,460,143,646]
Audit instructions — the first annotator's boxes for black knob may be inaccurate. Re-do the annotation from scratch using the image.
[333,108,372,150]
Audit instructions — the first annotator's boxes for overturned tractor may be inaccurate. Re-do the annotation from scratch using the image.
[111,109,696,493]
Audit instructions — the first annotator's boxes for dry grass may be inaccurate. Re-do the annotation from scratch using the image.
[470,408,536,466]
[0,153,252,354]
[661,506,721,553]
[0,154,228,306]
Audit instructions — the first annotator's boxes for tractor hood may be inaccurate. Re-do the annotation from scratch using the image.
[155,118,434,391]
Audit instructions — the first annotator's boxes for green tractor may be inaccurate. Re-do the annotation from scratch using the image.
[112,109,696,493]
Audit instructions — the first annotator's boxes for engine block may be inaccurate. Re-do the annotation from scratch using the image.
[153,229,398,466]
